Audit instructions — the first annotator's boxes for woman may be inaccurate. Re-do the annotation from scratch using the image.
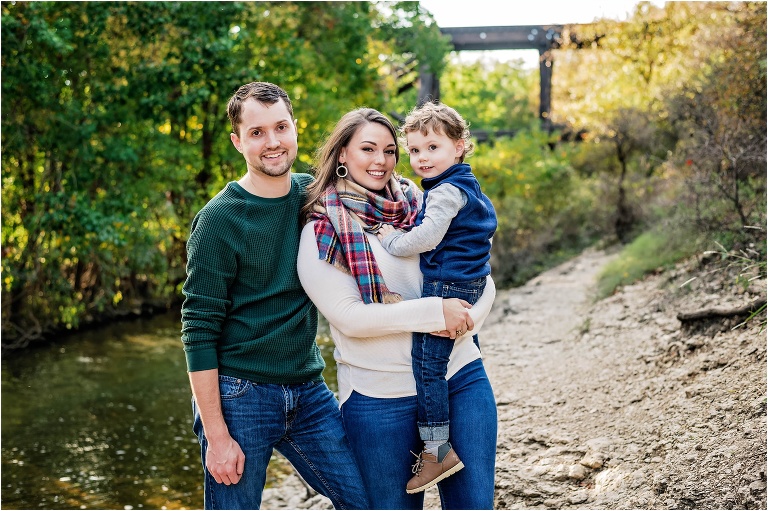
[296,108,497,509]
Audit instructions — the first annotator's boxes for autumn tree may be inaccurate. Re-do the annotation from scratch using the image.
[553,2,737,242]
[667,2,766,246]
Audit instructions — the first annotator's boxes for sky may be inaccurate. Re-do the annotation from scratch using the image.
[417,0,666,67]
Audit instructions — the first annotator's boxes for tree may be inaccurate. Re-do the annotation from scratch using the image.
[439,58,538,135]
[551,1,758,243]
[668,2,766,246]
[373,1,452,116]
[1,2,172,346]
[1,1,453,348]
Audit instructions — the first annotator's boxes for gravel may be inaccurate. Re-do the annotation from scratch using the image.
[262,247,767,510]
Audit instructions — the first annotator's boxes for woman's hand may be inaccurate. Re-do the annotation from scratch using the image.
[439,298,474,339]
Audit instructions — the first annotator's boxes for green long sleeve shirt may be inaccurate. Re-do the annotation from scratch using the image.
[180,173,323,384]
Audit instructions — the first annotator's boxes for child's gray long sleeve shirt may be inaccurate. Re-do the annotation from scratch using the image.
[380,183,467,257]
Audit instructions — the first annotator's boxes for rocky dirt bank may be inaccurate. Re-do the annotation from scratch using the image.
[262,248,767,510]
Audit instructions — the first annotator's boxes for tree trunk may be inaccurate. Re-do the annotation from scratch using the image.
[614,146,634,243]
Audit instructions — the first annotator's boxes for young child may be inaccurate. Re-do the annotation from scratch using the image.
[377,101,497,494]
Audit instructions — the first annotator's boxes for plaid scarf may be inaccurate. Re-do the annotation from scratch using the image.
[311,176,421,304]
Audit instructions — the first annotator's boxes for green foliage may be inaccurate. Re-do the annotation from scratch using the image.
[440,59,538,132]
[667,2,766,241]
[377,2,451,75]
[552,2,764,242]
[2,0,764,348]
[0,1,452,347]
[690,240,766,330]
[556,1,718,126]
[375,1,453,116]
[706,241,767,293]
[597,224,702,299]
[468,127,602,286]
[395,54,605,287]
[2,2,179,345]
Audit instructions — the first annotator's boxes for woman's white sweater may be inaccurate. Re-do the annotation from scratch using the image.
[297,222,496,406]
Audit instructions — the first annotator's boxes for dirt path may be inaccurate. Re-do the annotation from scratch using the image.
[263,248,767,510]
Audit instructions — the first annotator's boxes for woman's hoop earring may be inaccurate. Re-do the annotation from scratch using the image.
[336,164,349,178]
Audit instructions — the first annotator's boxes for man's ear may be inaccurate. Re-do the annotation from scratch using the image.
[230,132,242,153]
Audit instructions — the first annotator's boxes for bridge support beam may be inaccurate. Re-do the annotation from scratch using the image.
[424,25,564,131]
[539,48,553,131]
[417,65,440,106]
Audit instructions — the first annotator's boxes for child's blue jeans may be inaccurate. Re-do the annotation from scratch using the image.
[413,277,486,442]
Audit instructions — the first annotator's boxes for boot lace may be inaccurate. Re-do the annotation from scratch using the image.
[410,450,424,475]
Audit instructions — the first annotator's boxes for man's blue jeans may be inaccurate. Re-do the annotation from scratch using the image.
[414,277,486,442]
[341,359,497,509]
[192,377,369,509]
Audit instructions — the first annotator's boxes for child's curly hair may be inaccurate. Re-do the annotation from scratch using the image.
[400,101,474,162]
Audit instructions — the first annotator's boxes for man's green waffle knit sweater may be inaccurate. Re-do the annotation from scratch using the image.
[181,174,323,384]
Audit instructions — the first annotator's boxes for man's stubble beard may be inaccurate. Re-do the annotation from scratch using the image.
[249,158,293,178]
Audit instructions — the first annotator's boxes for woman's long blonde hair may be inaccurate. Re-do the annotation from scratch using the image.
[301,108,400,224]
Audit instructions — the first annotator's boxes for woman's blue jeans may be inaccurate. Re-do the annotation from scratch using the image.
[192,377,369,510]
[414,277,486,442]
[341,359,497,509]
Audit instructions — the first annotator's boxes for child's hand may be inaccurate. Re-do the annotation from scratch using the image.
[376,224,396,241]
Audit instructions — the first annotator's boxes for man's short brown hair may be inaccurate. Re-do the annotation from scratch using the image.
[227,82,294,136]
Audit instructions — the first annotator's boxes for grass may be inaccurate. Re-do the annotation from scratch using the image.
[596,226,701,299]
[706,240,767,331]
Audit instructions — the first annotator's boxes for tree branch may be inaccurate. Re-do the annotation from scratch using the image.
[677,296,767,323]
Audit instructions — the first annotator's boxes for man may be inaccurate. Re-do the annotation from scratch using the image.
[181,82,368,510]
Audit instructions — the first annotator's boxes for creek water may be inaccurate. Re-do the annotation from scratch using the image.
[1,309,337,509]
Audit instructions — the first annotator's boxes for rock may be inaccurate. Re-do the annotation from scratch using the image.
[580,451,606,469]
[568,463,589,480]
[568,490,589,504]
[551,463,570,481]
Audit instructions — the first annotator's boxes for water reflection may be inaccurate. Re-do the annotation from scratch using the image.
[1,309,337,509]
